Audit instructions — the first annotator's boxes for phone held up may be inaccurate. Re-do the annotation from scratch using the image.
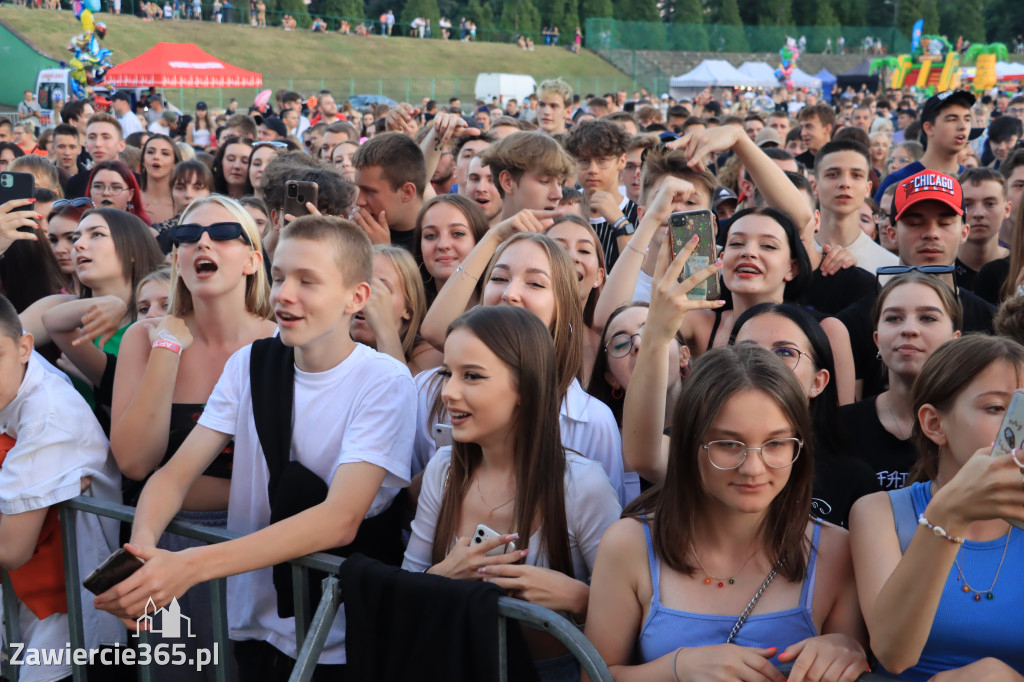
[0,171,36,232]
[668,209,719,300]
[284,180,319,219]
[990,389,1024,531]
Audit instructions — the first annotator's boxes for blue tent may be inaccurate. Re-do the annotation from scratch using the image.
[816,69,837,101]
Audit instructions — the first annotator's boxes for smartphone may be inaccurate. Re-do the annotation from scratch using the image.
[83,548,145,595]
[990,389,1024,530]
[433,423,453,449]
[473,523,516,557]
[0,171,36,230]
[284,180,318,219]
[668,209,719,300]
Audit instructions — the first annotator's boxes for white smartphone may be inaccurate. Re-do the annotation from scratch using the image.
[433,423,453,448]
[473,523,516,557]
[990,388,1024,530]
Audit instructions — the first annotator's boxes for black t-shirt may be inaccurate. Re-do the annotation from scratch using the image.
[801,264,877,316]
[591,198,638,272]
[954,257,978,292]
[974,256,1010,305]
[64,170,90,199]
[812,450,881,528]
[838,396,918,490]
[836,286,995,398]
[795,150,816,170]
[389,227,417,255]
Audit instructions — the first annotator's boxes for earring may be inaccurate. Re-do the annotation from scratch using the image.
[612,387,624,399]
[876,351,881,360]
[127,201,135,211]
[810,388,818,396]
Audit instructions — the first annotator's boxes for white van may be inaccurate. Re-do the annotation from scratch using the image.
[474,73,537,105]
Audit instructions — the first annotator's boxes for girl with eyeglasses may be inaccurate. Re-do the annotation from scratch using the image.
[404,306,621,682]
[87,159,152,226]
[732,303,880,528]
[108,195,276,681]
[839,272,962,491]
[140,134,183,227]
[585,341,869,681]
[850,335,1024,680]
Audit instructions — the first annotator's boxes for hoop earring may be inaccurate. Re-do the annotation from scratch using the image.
[612,387,624,399]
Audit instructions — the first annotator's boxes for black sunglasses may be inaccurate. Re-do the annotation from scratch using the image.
[171,222,252,246]
[252,140,289,150]
[52,197,95,210]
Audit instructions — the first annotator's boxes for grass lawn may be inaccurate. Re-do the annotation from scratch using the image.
[0,7,634,109]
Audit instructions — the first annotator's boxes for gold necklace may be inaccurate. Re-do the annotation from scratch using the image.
[953,527,1012,602]
[475,477,514,520]
[690,544,759,587]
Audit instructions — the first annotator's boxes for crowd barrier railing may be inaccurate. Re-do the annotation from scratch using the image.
[0,494,616,682]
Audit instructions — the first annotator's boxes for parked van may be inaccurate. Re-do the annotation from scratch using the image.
[474,73,537,105]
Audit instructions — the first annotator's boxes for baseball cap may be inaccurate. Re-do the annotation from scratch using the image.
[919,90,975,125]
[196,101,207,110]
[755,128,782,148]
[110,91,132,103]
[261,115,288,138]
[892,170,965,223]
[713,186,738,209]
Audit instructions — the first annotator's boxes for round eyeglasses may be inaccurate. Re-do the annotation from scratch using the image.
[701,437,803,470]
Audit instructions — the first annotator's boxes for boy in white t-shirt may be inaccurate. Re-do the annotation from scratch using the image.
[0,295,124,682]
[95,216,417,681]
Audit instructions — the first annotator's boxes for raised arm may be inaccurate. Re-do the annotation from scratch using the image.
[42,295,127,385]
[109,317,193,481]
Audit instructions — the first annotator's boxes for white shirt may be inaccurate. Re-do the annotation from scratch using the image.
[412,371,627,504]
[198,343,416,664]
[816,230,897,276]
[0,354,125,681]
[402,447,621,582]
[119,111,144,137]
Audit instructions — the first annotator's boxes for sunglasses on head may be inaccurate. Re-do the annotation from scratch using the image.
[171,222,252,246]
[252,140,289,150]
[52,197,95,210]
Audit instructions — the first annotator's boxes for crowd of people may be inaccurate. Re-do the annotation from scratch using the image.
[2,73,1024,682]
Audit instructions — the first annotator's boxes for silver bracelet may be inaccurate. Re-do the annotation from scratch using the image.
[626,241,647,256]
[455,264,478,281]
[671,647,684,682]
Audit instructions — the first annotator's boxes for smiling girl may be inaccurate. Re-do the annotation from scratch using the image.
[415,194,489,304]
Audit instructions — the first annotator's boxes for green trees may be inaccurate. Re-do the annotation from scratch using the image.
[499,0,541,34]
[401,0,442,34]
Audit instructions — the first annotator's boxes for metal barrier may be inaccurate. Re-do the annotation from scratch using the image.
[1,495,615,682]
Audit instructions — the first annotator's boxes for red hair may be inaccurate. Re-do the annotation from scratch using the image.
[87,159,152,226]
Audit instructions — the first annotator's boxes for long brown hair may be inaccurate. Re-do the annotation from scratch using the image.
[625,344,814,582]
[430,306,573,577]
[910,334,1024,483]
[1002,200,1024,302]
[79,208,163,317]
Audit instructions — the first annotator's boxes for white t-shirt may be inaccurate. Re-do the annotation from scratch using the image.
[0,354,124,682]
[198,342,416,665]
[402,447,621,582]
[412,371,626,503]
[816,230,898,276]
[119,111,144,137]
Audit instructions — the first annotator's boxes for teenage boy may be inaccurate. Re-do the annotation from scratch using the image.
[96,216,416,681]
[535,78,572,136]
[65,112,126,199]
[814,139,898,274]
[986,115,1022,170]
[957,167,1010,290]
[464,154,503,224]
[565,119,636,269]
[352,132,426,252]
[477,131,575,219]
[52,123,83,178]
[838,170,995,398]
[0,295,125,682]
[621,134,659,206]
[876,90,975,202]
[796,102,836,169]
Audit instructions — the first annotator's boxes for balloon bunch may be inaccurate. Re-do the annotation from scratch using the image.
[64,0,113,99]
[774,36,800,90]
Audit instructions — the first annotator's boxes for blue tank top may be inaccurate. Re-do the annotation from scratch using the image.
[886,482,1024,681]
[637,522,820,664]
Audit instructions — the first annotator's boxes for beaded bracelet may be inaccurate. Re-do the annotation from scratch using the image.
[917,515,965,545]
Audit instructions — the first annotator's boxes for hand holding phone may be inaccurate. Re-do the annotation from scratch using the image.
[473,524,517,557]
[668,209,720,300]
[83,548,146,595]
[283,180,318,220]
[990,389,1024,530]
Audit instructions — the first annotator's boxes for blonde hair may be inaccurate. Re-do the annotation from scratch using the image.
[169,194,273,319]
[373,244,426,360]
[537,78,573,107]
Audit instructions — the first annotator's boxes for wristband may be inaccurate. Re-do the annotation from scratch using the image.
[152,329,183,356]
[612,215,629,230]
[917,515,964,545]
[612,220,636,239]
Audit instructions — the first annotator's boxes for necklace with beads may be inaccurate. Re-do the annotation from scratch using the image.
[690,545,758,588]
[953,527,1011,602]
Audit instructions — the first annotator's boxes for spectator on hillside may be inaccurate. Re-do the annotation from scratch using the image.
[312,17,326,32]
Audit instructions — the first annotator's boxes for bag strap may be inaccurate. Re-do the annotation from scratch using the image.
[249,337,295,500]
[886,486,917,554]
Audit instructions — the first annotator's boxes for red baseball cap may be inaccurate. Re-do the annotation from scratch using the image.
[892,170,965,223]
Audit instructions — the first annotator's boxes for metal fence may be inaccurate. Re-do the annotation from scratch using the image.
[0,495,615,682]
[584,18,912,55]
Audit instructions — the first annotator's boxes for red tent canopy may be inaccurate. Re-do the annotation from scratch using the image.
[106,42,262,88]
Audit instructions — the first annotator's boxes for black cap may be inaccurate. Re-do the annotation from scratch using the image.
[148,94,163,105]
[196,101,207,110]
[261,115,288,137]
[919,90,975,125]
[110,91,132,103]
